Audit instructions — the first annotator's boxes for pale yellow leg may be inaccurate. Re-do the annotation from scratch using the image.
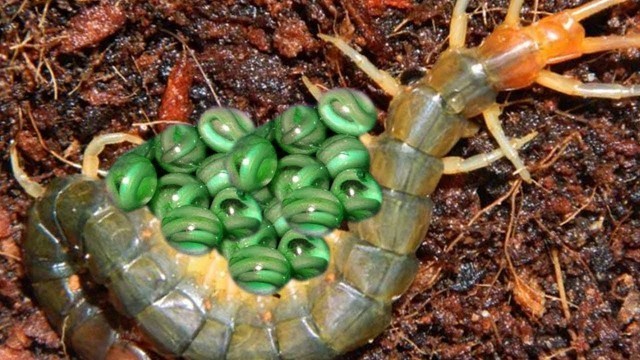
[536,70,640,99]
[317,34,401,97]
[449,0,470,49]
[503,0,525,26]
[10,141,45,198]
[483,103,532,182]
[461,120,481,138]
[82,133,144,179]
[443,132,537,174]
[302,76,323,101]
[11,133,145,197]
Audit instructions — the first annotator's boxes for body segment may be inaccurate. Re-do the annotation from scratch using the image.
[25,175,422,358]
[23,177,150,360]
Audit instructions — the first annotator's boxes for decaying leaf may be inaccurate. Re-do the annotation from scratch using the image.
[512,272,546,318]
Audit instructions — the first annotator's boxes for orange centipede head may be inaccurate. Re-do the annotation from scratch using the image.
[477,10,587,91]
[524,12,586,65]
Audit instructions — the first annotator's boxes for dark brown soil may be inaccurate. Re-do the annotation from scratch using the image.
[1,0,639,359]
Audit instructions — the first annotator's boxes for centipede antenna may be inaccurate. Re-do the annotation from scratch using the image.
[567,0,627,21]
[581,35,640,54]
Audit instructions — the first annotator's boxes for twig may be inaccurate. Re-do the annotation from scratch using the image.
[446,179,521,252]
[551,247,571,320]
[38,0,52,30]
[43,58,58,100]
[559,187,597,226]
[0,251,21,261]
[26,105,82,171]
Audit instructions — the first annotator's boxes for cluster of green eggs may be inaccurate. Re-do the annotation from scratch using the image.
[105,88,382,295]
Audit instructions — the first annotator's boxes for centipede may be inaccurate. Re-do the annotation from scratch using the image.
[5,0,640,358]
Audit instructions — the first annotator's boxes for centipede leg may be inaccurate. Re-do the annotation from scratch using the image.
[82,133,144,179]
[302,76,324,101]
[483,103,532,182]
[461,120,481,138]
[535,70,640,99]
[317,34,401,96]
[449,0,470,49]
[9,141,45,198]
[503,0,525,26]
[442,132,537,174]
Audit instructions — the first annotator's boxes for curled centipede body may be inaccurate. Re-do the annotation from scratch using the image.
[15,0,640,358]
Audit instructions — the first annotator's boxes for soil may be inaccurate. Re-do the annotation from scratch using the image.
[1,0,639,359]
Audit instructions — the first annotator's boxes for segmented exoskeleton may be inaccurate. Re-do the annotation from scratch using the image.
[23,173,415,359]
[16,0,640,358]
